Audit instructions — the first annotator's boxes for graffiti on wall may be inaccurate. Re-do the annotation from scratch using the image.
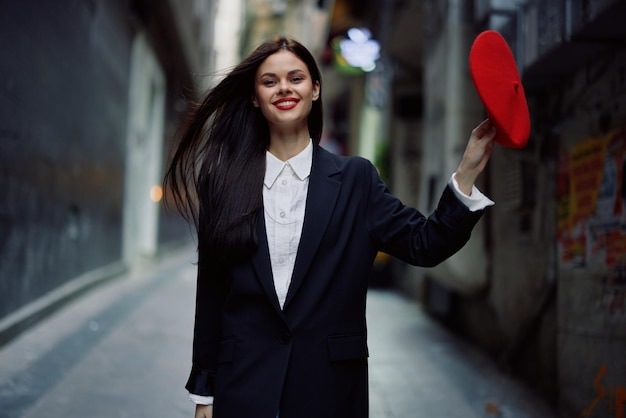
[580,364,626,418]
[557,127,626,316]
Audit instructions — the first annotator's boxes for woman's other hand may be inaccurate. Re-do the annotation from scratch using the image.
[454,119,496,195]
[195,404,213,418]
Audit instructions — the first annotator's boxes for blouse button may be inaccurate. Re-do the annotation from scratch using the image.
[279,211,286,218]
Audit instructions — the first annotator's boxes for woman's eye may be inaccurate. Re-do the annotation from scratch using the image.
[262,80,276,86]
[291,77,303,83]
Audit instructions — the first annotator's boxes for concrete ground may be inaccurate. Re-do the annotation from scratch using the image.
[0,247,557,418]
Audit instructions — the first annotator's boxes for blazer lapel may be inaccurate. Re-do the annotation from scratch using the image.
[283,146,341,309]
[251,212,284,315]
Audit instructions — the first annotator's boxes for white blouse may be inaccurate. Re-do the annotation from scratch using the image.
[263,140,313,309]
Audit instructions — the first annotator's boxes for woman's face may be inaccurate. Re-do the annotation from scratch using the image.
[253,50,320,131]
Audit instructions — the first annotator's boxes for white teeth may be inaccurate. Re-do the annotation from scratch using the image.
[276,101,297,106]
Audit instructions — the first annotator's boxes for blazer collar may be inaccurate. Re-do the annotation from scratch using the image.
[251,144,342,313]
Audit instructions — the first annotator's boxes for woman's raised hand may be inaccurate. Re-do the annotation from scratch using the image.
[454,119,496,196]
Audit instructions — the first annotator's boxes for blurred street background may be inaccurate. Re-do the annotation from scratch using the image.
[1,1,625,417]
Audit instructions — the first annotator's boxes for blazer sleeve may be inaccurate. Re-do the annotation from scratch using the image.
[363,159,484,267]
[185,249,229,397]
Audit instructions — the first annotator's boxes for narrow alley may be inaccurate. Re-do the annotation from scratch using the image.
[3,2,626,417]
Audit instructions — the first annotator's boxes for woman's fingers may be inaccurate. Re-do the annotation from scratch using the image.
[472,118,496,141]
[195,404,213,418]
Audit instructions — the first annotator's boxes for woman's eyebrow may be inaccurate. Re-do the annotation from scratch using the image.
[259,69,306,78]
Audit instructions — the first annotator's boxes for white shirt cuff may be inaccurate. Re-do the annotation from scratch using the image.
[449,173,494,212]
[189,393,214,405]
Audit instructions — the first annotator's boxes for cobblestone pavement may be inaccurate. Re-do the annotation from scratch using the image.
[0,248,557,417]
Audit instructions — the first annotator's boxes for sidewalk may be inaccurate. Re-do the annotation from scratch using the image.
[366,291,557,418]
[0,248,557,417]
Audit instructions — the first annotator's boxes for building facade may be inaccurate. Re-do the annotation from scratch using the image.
[0,0,222,344]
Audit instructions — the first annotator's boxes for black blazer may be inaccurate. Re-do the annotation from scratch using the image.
[186,144,484,418]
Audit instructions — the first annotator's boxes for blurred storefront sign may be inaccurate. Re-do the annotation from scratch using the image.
[331,27,380,74]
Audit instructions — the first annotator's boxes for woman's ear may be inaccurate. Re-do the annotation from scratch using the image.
[252,96,259,107]
[312,81,320,101]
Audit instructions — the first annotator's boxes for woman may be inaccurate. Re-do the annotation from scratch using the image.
[165,36,495,418]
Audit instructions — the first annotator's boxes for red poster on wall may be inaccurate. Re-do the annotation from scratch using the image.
[558,128,626,269]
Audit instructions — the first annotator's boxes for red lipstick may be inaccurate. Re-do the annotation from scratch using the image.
[273,98,299,110]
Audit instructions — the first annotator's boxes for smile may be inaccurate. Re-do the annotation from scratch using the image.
[273,99,299,109]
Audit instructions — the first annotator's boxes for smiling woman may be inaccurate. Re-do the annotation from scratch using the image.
[163,36,496,418]
[165,38,323,261]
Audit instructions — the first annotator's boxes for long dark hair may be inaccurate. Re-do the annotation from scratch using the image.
[164,37,324,261]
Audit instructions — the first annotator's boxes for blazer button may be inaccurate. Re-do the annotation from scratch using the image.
[279,332,291,344]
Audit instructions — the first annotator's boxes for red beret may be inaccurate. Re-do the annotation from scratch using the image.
[469,30,530,149]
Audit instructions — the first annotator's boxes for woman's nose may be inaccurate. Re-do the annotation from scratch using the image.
[278,80,291,93]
